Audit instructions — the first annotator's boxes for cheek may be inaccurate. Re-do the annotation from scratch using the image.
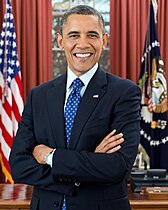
[95,46,103,56]
[92,41,104,51]
[63,39,76,48]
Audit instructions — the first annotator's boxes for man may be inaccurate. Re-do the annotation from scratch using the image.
[9,5,141,210]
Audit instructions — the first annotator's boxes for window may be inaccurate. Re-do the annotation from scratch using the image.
[52,0,110,77]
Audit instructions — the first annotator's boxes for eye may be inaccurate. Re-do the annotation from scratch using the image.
[87,32,100,39]
[68,34,79,39]
[90,35,96,38]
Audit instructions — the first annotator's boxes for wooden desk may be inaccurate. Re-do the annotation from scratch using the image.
[129,185,168,210]
[0,184,168,210]
[0,184,32,210]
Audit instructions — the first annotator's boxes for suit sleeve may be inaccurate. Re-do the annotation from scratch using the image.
[9,90,74,194]
[52,84,141,184]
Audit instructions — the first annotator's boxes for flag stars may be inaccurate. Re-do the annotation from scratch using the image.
[11,60,15,66]
[2,22,6,28]
[12,50,16,56]
[0,40,4,46]
[16,60,19,67]
[0,48,3,55]
[6,40,9,46]
[8,67,14,75]
[142,40,160,63]
[140,129,144,135]
[13,33,16,39]
[147,136,151,141]
[7,22,10,27]
[151,42,155,47]
[155,40,159,46]
[7,76,11,83]
[12,42,16,48]
[6,31,10,36]
[0,5,20,75]
[162,138,167,144]
[1,31,5,37]
[6,3,10,9]
[9,13,14,20]
[10,23,13,28]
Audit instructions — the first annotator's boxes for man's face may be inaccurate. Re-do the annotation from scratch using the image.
[57,14,108,76]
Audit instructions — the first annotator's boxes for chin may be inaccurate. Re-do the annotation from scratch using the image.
[72,68,90,76]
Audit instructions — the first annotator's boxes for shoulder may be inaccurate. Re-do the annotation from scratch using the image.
[98,67,140,92]
[30,74,66,94]
[107,72,136,87]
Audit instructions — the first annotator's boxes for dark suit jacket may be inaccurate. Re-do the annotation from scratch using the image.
[9,67,141,210]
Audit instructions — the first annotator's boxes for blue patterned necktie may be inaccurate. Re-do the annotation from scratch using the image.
[62,78,84,210]
[64,77,84,145]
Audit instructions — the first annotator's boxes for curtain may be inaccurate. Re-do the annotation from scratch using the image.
[0,0,53,102]
[110,0,168,85]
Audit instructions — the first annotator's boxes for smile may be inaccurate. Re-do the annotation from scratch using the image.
[74,53,93,58]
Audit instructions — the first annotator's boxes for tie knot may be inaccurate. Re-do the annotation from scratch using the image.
[72,78,84,90]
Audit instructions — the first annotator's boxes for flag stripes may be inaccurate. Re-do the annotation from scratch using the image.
[0,0,24,182]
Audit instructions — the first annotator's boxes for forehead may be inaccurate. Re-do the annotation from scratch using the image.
[63,14,102,33]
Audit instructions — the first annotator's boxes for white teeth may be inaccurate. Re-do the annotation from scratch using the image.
[75,53,91,58]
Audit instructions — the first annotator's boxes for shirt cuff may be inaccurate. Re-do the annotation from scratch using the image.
[45,149,56,167]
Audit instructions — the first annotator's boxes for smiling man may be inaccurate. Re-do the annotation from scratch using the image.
[56,13,108,76]
[9,5,141,210]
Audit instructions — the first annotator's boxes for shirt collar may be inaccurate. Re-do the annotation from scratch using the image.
[66,63,98,91]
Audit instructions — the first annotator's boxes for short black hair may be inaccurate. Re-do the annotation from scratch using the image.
[59,5,105,35]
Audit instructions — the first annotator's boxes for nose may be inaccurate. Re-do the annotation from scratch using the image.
[76,35,90,49]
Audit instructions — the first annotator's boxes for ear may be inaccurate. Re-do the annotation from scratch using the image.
[56,33,64,50]
[102,33,109,50]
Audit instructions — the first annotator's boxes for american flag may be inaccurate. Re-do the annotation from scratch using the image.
[138,1,168,170]
[0,0,24,183]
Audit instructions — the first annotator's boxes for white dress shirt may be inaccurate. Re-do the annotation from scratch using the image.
[64,63,98,108]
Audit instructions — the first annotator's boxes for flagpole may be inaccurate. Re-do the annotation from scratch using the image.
[152,0,158,23]
[3,0,8,100]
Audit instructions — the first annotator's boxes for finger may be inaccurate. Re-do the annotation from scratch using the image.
[104,129,116,140]
[99,130,117,148]
[103,133,123,149]
[106,145,121,154]
[95,137,124,153]
[94,131,123,153]
[104,138,124,152]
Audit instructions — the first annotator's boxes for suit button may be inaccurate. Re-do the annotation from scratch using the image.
[63,177,67,182]
[68,177,72,182]
[54,201,59,207]
[72,177,77,182]
[75,182,80,186]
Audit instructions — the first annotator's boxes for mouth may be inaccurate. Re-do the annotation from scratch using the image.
[73,53,93,59]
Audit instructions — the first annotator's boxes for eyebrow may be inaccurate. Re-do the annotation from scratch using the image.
[67,30,100,36]
[67,31,80,36]
[87,31,99,36]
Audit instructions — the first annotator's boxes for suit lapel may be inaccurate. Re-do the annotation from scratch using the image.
[69,68,107,149]
[47,74,67,148]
